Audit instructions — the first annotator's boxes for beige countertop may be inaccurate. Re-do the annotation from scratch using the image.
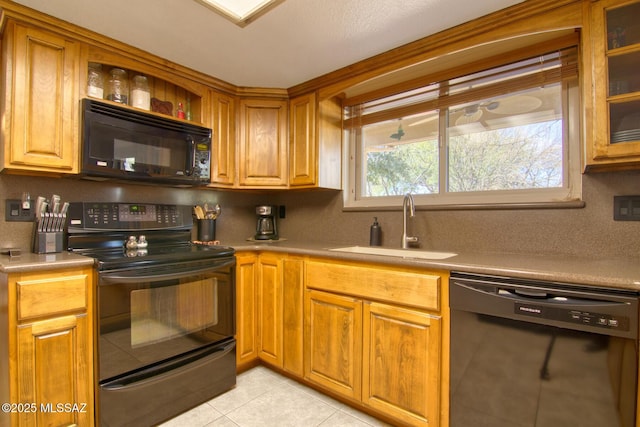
[2,240,639,291]
[0,251,94,273]
[228,240,640,291]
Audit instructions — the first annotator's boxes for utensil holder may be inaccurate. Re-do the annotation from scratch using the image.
[197,219,216,242]
[33,231,63,254]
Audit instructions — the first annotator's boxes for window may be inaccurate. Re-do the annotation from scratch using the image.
[344,43,581,209]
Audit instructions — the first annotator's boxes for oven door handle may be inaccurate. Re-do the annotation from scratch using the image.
[100,258,235,283]
[101,339,235,391]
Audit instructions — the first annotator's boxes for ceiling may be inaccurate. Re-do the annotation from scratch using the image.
[11,0,523,89]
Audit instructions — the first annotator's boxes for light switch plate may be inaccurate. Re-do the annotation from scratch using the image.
[5,199,36,222]
[613,195,640,221]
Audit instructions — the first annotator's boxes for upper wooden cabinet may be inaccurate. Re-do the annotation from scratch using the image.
[210,89,237,186]
[289,93,342,189]
[84,45,211,127]
[0,4,342,188]
[289,93,317,186]
[238,98,289,187]
[1,20,80,174]
[585,0,640,170]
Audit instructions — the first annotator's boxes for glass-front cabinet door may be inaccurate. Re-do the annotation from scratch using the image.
[589,0,640,169]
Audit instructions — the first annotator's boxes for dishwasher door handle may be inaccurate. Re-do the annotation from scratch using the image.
[496,286,627,309]
[454,280,630,310]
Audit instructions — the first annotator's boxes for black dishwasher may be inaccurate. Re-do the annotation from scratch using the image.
[450,272,639,427]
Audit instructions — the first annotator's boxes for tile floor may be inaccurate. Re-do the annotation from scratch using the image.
[158,366,391,427]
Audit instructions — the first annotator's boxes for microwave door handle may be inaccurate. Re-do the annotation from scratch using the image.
[185,136,195,176]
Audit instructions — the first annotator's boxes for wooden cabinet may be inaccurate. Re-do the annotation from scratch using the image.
[0,266,94,427]
[289,93,317,186]
[84,45,211,126]
[282,257,304,376]
[363,302,441,426]
[236,252,260,369]
[238,99,289,187]
[304,259,446,427]
[236,253,447,426]
[0,5,340,189]
[235,252,304,373]
[257,254,283,367]
[304,289,363,400]
[1,20,80,174]
[288,93,342,189]
[586,0,640,170]
[210,90,237,186]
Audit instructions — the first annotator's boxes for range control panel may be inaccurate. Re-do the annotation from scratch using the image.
[67,202,192,231]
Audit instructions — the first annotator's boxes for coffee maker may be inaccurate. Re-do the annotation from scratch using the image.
[255,205,278,240]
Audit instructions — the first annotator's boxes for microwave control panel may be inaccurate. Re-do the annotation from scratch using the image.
[68,202,192,231]
[194,143,211,180]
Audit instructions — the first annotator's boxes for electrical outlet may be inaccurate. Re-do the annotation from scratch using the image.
[613,196,640,221]
[5,199,36,222]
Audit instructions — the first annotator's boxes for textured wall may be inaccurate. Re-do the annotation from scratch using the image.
[1,170,639,258]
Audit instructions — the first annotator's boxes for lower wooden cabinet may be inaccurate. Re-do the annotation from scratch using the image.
[363,302,441,426]
[1,266,94,427]
[235,254,447,427]
[304,258,446,427]
[304,289,363,400]
[281,257,304,377]
[16,314,92,427]
[235,252,304,373]
[236,252,260,368]
[257,254,283,367]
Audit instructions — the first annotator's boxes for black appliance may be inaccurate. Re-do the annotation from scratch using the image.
[67,202,236,427]
[81,99,211,185]
[254,205,278,240]
[450,272,639,427]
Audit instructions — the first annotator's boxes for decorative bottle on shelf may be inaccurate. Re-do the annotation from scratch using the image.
[106,68,129,105]
[177,102,186,119]
[131,75,150,110]
[87,63,104,99]
[186,96,192,120]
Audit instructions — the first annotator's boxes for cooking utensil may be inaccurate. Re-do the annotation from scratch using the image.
[193,205,205,219]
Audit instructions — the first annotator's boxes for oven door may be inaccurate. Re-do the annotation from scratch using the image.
[97,256,235,382]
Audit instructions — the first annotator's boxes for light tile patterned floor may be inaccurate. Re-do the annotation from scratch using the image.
[158,366,391,427]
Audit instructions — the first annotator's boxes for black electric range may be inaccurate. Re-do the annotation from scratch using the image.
[66,202,234,270]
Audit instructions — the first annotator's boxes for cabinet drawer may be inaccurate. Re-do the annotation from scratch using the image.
[306,260,441,312]
[17,273,89,321]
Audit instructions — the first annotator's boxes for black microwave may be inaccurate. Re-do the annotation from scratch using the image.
[81,98,211,185]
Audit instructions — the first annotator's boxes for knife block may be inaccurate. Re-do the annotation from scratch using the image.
[32,230,63,254]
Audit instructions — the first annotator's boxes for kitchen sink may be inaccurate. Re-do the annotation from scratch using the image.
[329,246,457,260]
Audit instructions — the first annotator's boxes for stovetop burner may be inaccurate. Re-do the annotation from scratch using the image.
[85,242,235,271]
[66,202,234,271]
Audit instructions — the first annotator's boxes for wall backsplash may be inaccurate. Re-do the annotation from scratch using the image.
[1,170,639,259]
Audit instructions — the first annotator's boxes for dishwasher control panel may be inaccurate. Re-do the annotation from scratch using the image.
[450,272,639,340]
[515,303,630,331]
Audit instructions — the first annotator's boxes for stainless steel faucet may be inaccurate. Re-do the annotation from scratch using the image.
[402,193,419,249]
